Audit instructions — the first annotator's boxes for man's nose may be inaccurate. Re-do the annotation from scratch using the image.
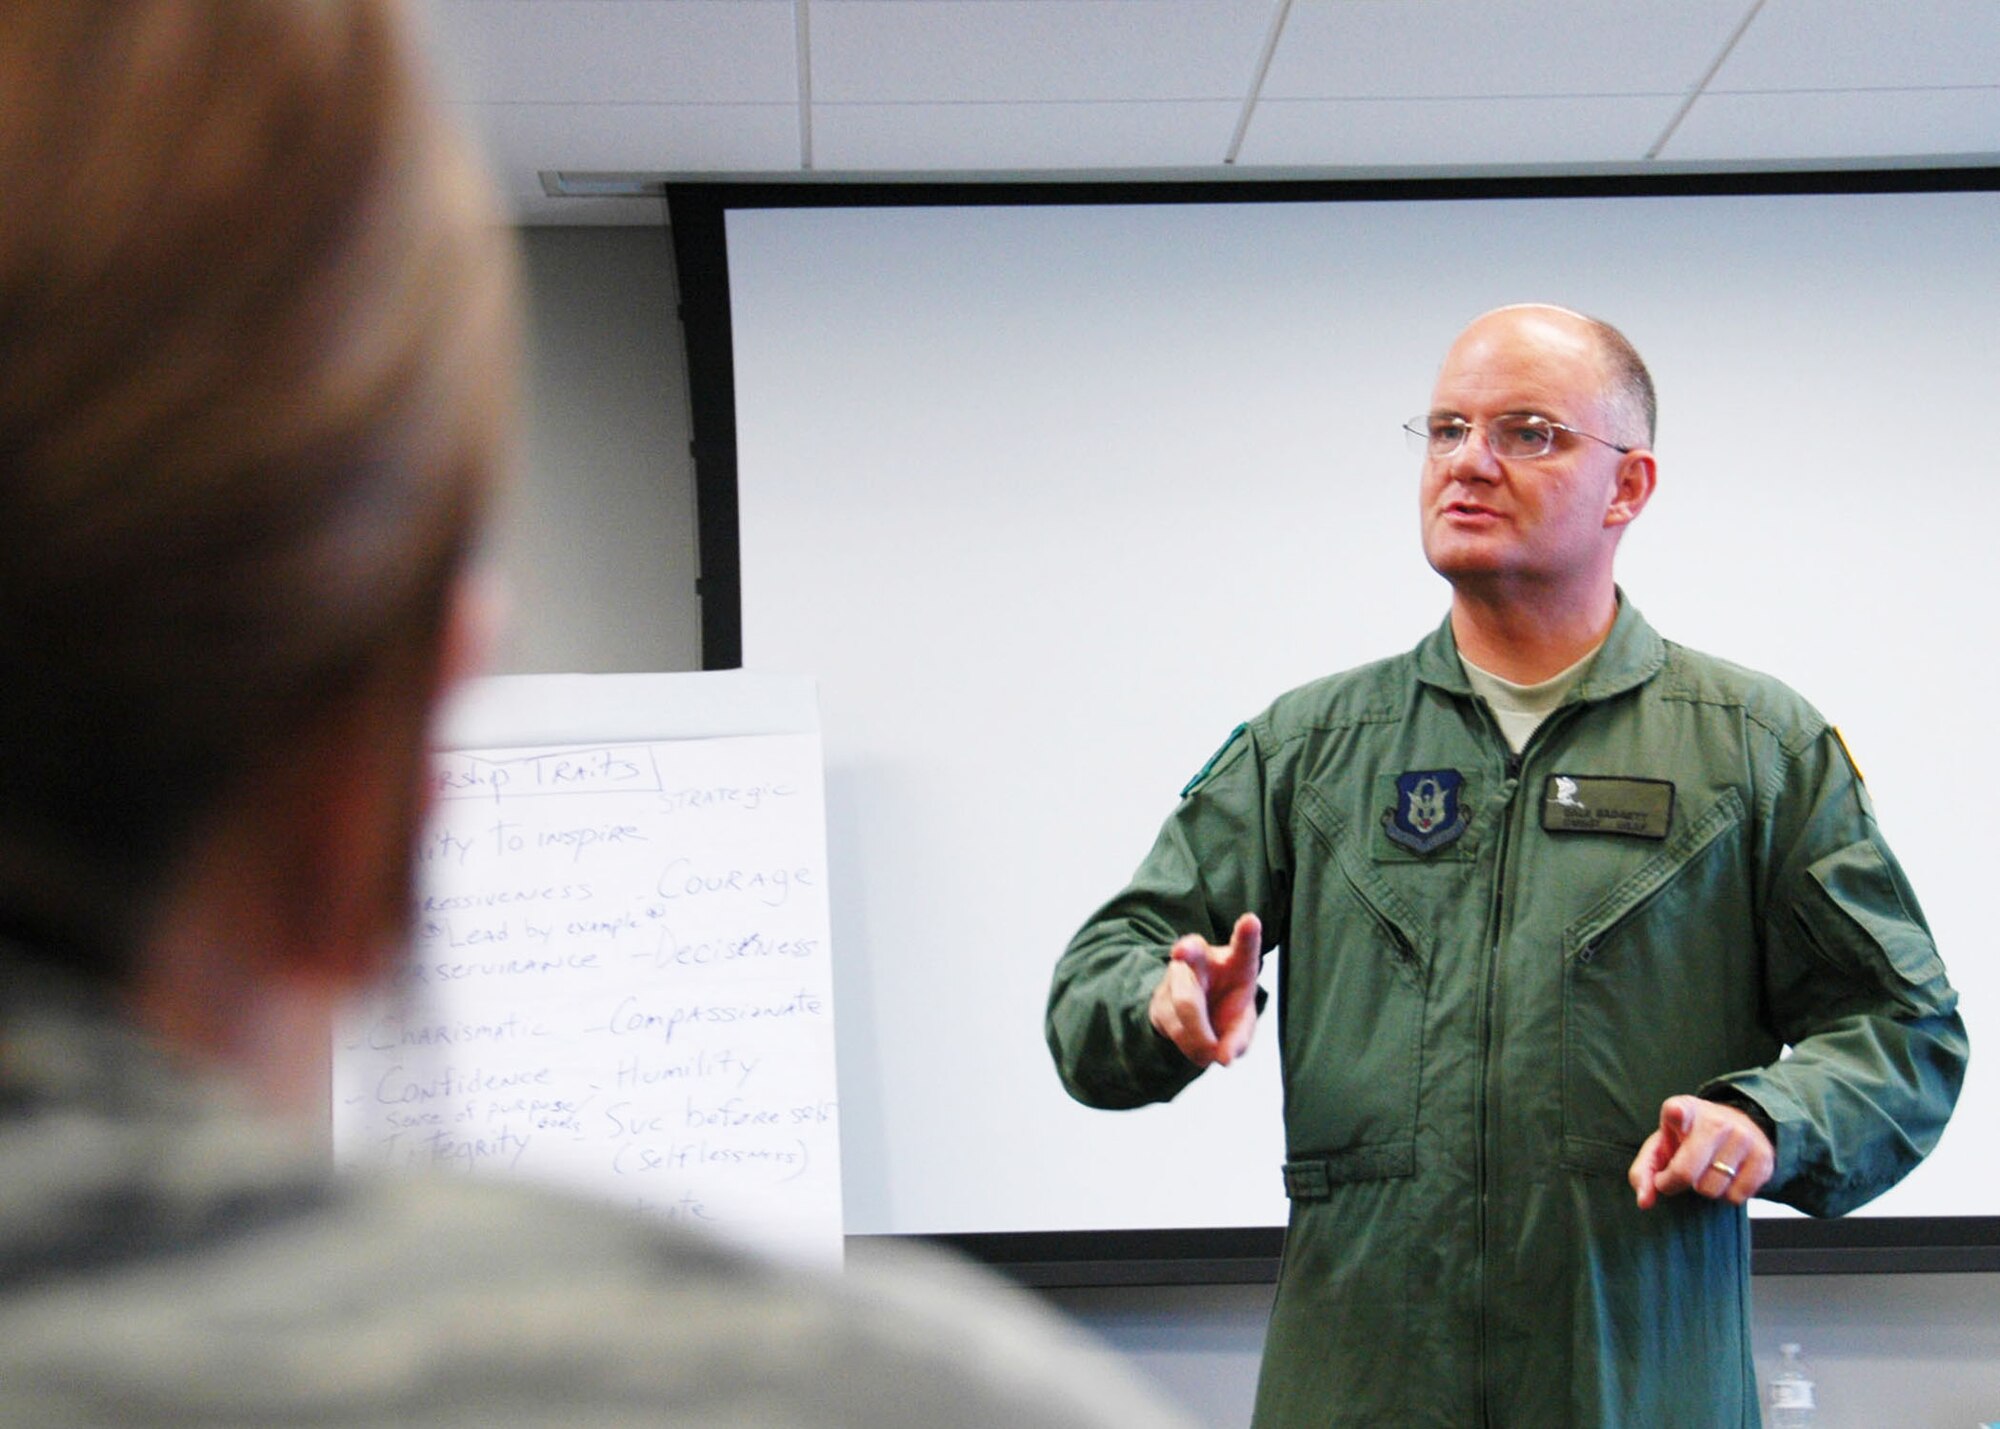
[1444,423,1503,481]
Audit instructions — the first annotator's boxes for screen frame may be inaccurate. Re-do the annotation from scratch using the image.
[667,166,2000,1280]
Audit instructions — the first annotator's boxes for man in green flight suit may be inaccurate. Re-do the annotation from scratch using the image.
[1046,304,1966,1428]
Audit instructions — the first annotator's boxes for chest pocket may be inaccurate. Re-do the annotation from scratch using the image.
[1283,785,1435,1178]
[1558,788,1753,1175]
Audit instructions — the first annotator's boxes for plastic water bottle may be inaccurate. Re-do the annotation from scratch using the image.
[1768,1342,1816,1428]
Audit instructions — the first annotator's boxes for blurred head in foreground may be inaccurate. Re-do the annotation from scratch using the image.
[0,15,1213,1426]
[0,0,516,1086]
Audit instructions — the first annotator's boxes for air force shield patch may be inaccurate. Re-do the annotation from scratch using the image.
[1384,769,1470,854]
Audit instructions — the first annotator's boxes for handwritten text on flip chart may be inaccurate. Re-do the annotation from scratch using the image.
[332,732,841,1263]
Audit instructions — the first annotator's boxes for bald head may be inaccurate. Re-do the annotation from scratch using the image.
[1454,305,1656,448]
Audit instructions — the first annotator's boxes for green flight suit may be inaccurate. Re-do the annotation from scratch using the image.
[1047,599,1966,1428]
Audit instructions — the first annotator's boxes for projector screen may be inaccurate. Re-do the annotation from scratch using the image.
[673,174,1998,1272]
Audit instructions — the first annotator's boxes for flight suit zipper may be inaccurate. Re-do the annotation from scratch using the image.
[1472,739,1517,1428]
[1473,711,1573,1428]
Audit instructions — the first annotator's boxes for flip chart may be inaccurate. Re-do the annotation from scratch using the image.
[332,673,842,1264]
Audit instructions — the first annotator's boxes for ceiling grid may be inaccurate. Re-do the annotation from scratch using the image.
[419,0,2000,224]
[1646,0,1771,161]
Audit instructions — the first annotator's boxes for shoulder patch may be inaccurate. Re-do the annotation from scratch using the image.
[1182,722,1247,798]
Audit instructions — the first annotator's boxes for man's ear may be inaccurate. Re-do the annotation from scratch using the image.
[272,567,506,993]
[437,563,508,697]
[1605,448,1657,530]
[267,675,429,992]
[126,568,508,1101]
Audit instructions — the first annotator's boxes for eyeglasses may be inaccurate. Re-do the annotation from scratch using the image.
[1403,412,1633,461]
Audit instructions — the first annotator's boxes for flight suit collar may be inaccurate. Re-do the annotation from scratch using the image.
[1412,588,1668,706]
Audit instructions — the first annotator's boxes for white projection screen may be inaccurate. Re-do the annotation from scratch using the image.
[681,176,1999,1274]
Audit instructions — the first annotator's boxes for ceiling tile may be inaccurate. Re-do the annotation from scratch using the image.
[1264,0,1757,99]
[431,0,798,104]
[1662,87,2000,161]
[812,99,1243,168]
[811,1,1280,103]
[458,100,804,180]
[1713,0,2000,91]
[1237,95,1686,167]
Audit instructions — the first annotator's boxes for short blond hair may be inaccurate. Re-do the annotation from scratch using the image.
[0,0,519,978]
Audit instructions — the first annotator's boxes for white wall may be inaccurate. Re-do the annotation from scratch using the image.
[493,226,701,678]
[509,225,2000,1429]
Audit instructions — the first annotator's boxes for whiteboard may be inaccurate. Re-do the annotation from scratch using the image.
[717,185,1997,1240]
[333,672,844,1264]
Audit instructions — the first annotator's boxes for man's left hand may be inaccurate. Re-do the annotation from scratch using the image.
[1628,1095,1774,1210]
